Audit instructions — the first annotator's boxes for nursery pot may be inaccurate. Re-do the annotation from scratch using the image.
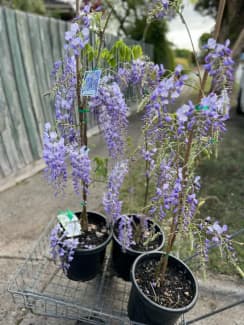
[65,211,112,282]
[127,252,198,325]
[112,215,165,281]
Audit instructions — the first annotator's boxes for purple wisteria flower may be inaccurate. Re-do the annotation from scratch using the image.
[149,0,170,19]
[50,223,79,273]
[141,146,157,177]
[52,55,77,143]
[198,217,236,263]
[89,81,129,159]
[150,154,200,231]
[144,65,187,142]
[64,9,90,56]
[203,38,234,94]
[43,123,67,194]
[176,90,230,142]
[118,215,134,249]
[117,59,165,93]
[69,145,91,196]
[103,160,128,224]
[148,0,181,21]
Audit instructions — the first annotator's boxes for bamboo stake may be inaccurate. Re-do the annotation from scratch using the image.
[75,0,88,230]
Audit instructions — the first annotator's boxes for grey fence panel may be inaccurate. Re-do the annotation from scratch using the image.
[5,9,42,160]
[0,7,153,191]
[0,8,32,170]
[16,11,44,155]
[27,13,53,124]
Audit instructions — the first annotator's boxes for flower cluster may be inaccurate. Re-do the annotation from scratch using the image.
[148,0,170,20]
[141,146,157,177]
[203,38,234,94]
[148,0,182,21]
[69,145,91,195]
[175,89,230,149]
[89,81,129,159]
[50,223,79,272]
[52,55,77,143]
[198,217,236,263]
[43,123,67,194]
[150,158,183,221]
[64,8,90,56]
[144,65,187,142]
[103,160,128,224]
[117,59,165,94]
[118,215,134,249]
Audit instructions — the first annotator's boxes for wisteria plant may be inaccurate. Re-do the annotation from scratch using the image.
[45,1,147,272]
[102,0,244,283]
[44,0,244,285]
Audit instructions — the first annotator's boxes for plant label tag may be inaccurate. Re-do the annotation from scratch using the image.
[57,213,81,237]
[81,69,102,96]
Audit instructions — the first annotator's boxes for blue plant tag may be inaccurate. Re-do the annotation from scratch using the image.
[81,69,102,97]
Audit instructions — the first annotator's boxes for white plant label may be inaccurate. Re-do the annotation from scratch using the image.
[57,213,81,238]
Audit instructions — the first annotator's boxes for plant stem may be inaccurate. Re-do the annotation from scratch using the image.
[76,0,88,231]
[144,134,150,207]
[159,125,194,284]
[95,10,113,68]
[198,0,226,100]
[178,11,204,98]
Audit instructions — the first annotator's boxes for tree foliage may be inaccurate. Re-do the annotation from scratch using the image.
[106,0,175,69]
[194,0,244,45]
[0,0,46,15]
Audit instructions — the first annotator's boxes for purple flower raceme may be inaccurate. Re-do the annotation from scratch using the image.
[176,90,230,143]
[89,80,129,159]
[50,223,79,273]
[103,160,128,224]
[203,38,234,94]
[150,154,200,231]
[199,217,236,263]
[118,215,134,249]
[52,55,77,143]
[69,145,91,196]
[144,65,187,142]
[148,0,181,21]
[64,8,90,56]
[117,59,165,94]
[149,0,170,20]
[141,146,157,177]
[43,123,67,194]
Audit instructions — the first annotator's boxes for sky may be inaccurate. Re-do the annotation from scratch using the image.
[167,1,215,50]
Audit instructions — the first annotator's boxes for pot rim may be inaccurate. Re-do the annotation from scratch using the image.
[112,214,165,254]
[131,251,199,312]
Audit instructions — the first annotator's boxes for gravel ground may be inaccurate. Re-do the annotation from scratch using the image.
[0,113,244,325]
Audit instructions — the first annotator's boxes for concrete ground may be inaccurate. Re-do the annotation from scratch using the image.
[0,113,244,325]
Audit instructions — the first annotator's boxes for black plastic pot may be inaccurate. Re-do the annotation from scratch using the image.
[127,252,198,325]
[65,211,112,282]
[112,215,165,281]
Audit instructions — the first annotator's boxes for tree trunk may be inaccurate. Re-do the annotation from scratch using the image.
[219,0,244,45]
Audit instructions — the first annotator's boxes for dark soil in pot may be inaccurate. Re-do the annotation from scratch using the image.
[112,215,165,281]
[64,211,112,282]
[128,252,198,325]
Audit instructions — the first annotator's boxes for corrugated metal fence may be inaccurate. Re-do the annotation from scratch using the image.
[0,7,153,192]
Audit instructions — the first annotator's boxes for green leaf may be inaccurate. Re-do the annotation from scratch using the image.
[132,45,143,59]
[93,157,108,179]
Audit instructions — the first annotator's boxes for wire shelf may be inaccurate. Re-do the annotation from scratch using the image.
[9,217,243,324]
[8,218,187,324]
[7,219,145,324]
